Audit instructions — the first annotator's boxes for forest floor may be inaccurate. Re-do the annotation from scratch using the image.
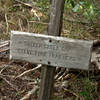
[0,0,100,100]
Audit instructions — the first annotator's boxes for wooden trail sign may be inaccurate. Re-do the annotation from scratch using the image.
[10,31,93,70]
[10,0,93,100]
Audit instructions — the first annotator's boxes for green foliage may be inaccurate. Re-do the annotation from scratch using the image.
[82,0,96,21]
[15,91,21,97]
[79,78,97,100]
[35,0,50,11]
[80,91,92,100]
[65,0,100,22]
[67,0,76,8]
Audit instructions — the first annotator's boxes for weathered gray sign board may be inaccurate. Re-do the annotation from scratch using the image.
[10,31,93,70]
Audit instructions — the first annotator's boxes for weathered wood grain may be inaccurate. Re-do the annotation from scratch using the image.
[10,31,93,70]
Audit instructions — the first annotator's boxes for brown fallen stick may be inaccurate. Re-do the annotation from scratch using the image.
[20,86,39,100]
[55,68,66,80]
[15,0,33,8]
[0,42,9,49]
[62,87,78,97]
[0,73,18,91]
[0,65,9,74]
[0,40,9,45]
[0,48,9,53]
[28,20,48,25]
[56,70,68,81]
[16,64,42,78]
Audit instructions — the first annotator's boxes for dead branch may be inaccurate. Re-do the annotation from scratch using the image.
[55,68,66,80]
[18,19,23,31]
[0,42,9,49]
[20,86,39,100]
[28,20,48,25]
[57,69,68,81]
[62,87,78,97]
[0,74,35,82]
[0,48,9,53]
[0,65,9,74]
[0,40,10,55]
[15,0,33,8]
[0,74,18,91]
[5,13,9,33]
[16,64,42,78]
[0,40,9,44]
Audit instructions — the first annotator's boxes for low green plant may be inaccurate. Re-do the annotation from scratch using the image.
[79,78,97,100]
[15,91,21,97]
[65,0,100,23]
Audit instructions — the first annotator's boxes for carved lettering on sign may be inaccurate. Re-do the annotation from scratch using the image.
[16,48,47,57]
[15,48,79,61]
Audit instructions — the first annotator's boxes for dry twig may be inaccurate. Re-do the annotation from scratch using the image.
[15,0,33,8]
[28,20,48,25]
[20,86,39,100]
[62,87,78,97]
[0,65,9,74]
[0,48,9,53]
[0,40,10,54]
[16,64,42,78]
[0,74,18,91]
[5,13,9,33]
[18,19,23,31]
[0,40,9,45]
[0,42,9,49]
[55,68,66,80]
[57,70,68,81]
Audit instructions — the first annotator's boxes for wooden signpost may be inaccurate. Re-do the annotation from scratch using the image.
[10,0,93,100]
